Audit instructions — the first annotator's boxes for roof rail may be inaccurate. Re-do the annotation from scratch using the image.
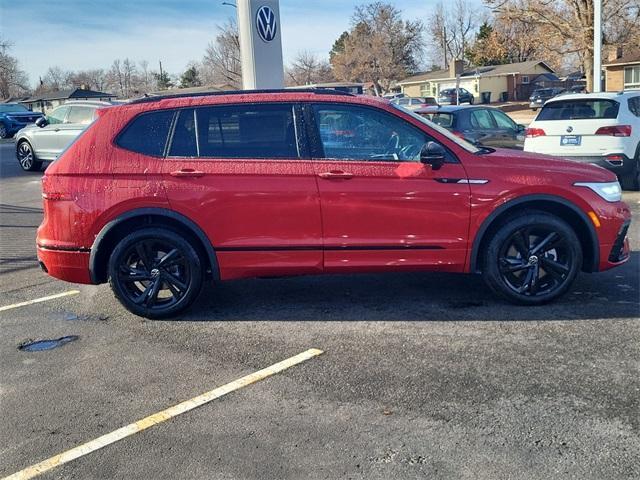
[129,88,354,105]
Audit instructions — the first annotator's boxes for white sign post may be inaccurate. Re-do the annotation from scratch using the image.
[237,0,284,89]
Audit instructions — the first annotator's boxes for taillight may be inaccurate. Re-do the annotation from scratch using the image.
[525,128,546,138]
[595,125,632,137]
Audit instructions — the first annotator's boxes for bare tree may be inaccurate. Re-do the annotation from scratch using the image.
[201,19,241,88]
[331,2,424,95]
[0,38,30,98]
[285,51,334,86]
[40,66,73,91]
[485,0,640,91]
[428,0,479,67]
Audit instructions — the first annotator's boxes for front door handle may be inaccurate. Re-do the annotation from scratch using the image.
[170,169,205,178]
[318,170,354,180]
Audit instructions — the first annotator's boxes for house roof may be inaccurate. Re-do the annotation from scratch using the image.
[22,88,116,103]
[603,51,640,67]
[398,61,554,85]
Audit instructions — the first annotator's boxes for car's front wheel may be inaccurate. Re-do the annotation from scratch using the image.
[17,141,42,171]
[482,211,582,305]
[108,228,204,318]
[0,124,8,139]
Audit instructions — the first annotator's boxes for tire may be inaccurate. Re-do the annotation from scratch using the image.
[0,123,8,139]
[619,149,640,191]
[108,228,203,319]
[469,96,474,105]
[17,141,43,172]
[482,211,582,305]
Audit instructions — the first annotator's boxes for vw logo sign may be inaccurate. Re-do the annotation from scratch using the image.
[256,5,277,42]
[566,126,574,133]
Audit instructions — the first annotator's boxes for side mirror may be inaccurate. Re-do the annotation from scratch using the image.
[35,117,48,128]
[420,141,446,170]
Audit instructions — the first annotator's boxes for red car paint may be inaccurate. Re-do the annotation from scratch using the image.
[36,91,631,287]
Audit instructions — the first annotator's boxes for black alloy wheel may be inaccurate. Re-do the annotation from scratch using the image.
[483,212,582,305]
[109,228,203,318]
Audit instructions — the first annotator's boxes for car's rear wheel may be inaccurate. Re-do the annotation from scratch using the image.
[482,212,582,305]
[108,228,203,319]
[17,141,42,172]
[0,124,8,139]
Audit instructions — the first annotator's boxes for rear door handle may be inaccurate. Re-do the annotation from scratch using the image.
[318,171,354,180]
[170,169,205,178]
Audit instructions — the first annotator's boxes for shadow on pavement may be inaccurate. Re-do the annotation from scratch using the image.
[177,252,639,323]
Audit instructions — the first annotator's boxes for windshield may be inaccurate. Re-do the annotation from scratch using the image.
[537,99,619,120]
[391,103,480,153]
[0,104,29,113]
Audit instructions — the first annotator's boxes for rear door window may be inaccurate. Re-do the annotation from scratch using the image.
[537,99,620,120]
[195,104,298,158]
[168,109,198,157]
[470,109,495,129]
[65,106,95,125]
[116,110,174,156]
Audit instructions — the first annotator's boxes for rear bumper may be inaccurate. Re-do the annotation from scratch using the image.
[564,154,636,177]
[37,245,93,284]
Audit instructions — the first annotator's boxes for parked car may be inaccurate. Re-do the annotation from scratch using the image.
[37,89,631,318]
[383,92,406,101]
[414,105,525,149]
[438,88,475,105]
[568,85,587,94]
[15,100,114,171]
[524,91,640,190]
[529,87,566,110]
[392,96,439,110]
[0,103,44,139]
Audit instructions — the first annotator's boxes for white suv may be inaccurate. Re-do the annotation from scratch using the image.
[524,91,640,190]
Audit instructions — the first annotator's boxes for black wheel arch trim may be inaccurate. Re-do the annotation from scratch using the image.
[89,207,220,284]
[470,194,600,274]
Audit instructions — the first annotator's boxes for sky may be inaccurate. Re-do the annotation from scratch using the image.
[0,0,477,87]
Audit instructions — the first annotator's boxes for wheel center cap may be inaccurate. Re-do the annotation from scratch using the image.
[528,255,539,265]
[150,268,160,278]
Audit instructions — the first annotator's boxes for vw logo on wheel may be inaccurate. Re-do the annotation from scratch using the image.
[256,5,277,42]
[566,126,574,133]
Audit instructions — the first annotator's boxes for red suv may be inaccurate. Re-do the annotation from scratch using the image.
[37,90,632,318]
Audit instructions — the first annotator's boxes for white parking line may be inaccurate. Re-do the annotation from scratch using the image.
[2,348,324,480]
[0,290,80,313]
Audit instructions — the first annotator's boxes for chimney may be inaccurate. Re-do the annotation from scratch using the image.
[449,59,464,78]
[607,46,623,62]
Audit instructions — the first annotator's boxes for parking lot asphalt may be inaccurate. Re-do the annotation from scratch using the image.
[0,139,639,479]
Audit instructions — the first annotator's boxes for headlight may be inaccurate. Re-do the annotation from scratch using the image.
[573,181,622,202]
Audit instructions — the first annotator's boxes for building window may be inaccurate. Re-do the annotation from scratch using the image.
[521,76,530,84]
[420,82,431,97]
[624,66,640,89]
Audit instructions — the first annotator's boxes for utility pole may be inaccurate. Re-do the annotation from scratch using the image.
[593,0,602,92]
[442,25,448,69]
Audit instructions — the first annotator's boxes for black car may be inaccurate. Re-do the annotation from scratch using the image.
[438,88,475,105]
[415,105,526,149]
[529,87,566,111]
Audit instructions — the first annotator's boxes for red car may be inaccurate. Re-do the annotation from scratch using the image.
[37,90,631,318]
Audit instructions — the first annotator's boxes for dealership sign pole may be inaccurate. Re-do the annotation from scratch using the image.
[593,0,602,92]
[237,0,285,89]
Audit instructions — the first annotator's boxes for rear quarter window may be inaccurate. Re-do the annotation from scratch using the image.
[537,99,619,121]
[116,110,174,156]
[628,97,640,117]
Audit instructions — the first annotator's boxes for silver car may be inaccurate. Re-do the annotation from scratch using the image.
[15,100,114,171]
